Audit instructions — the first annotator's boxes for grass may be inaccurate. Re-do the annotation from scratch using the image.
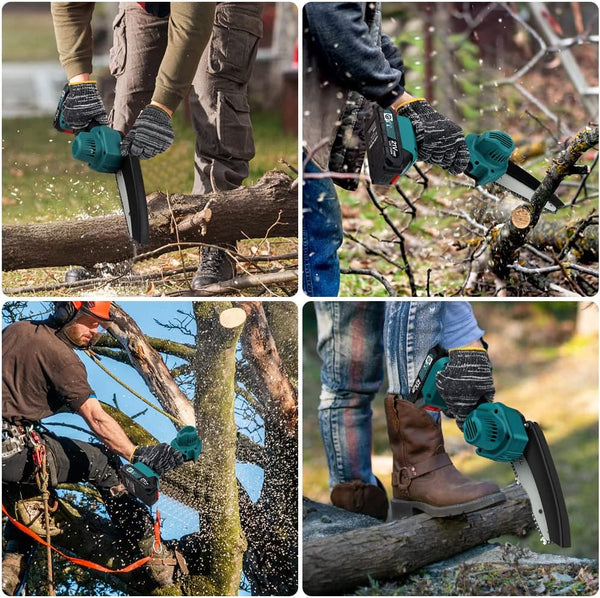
[302,303,599,561]
[2,7,59,62]
[2,108,297,295]
[2,109,297,224]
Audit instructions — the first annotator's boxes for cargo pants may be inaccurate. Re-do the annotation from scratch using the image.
[109,2,262,194]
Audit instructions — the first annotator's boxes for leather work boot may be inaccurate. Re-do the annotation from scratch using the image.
[384,395,505,518]
[191,246,234,292]
[331,478,389,521]
[139,537,188,587]
[2,552,28,595]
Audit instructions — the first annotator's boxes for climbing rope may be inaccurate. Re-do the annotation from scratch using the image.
[30,429,55,595]
[84,349,185,427]
[1,504,162,575]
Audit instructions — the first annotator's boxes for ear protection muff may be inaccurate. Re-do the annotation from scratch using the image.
[52,302,78,327]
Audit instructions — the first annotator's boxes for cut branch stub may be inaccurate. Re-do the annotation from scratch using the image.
[511,205,532,229]
[219,307,247,329]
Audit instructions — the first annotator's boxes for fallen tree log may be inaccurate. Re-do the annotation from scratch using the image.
[2,170,297,271]
[303,483,534,595]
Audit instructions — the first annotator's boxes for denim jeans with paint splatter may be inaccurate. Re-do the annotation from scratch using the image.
[315,301,483,489]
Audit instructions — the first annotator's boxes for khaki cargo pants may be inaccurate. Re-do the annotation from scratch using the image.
[109,2,263,194]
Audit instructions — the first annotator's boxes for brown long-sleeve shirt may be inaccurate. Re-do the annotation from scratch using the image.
[51,2,215,112]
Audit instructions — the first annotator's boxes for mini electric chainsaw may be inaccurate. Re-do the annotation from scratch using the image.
[120,426,202,506]
[410,345,571,547]
[54,83,150,244]
[366,106,564,213]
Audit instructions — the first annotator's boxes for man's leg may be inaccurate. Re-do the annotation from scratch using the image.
[303,160,344,297]
[315,301,388,519]
[2,451,36,596]
[383,302,504,518]
[109,3,168,135]
[188,2,263,289]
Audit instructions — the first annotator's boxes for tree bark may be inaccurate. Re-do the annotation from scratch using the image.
[303,483,534,595]
[488,126,599,278]
[186,302,248,595]
[2,170,297,271]
[263,302,299,390]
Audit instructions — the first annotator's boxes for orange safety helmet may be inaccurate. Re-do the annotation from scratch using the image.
[53,301,113,327]
[73,301,112,322]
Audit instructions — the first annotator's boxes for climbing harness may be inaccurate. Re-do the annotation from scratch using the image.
[2,421,29,460]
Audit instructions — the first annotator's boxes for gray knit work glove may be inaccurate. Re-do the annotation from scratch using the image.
[121,105,174,159]
[396,99,470,175]
[131,443,184,475]
[435,348,495,430]
[61,82,108,130]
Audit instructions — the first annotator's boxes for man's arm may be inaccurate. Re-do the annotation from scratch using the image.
[78,397,136,460]
[304,3,405,107]
[151,3,216,113]
[51,3,95,80]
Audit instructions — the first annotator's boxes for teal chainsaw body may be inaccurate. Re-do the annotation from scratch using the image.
[54,83,149,244]
[365,106,563,212]
[120,427,202,506]
[410,346,571,547]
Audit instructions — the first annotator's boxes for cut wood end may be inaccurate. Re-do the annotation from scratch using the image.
[219,307,247,329]
[511,206,532,229]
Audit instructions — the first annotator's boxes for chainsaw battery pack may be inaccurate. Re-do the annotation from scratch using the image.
[120,462,160,506]
[366,106,418,185]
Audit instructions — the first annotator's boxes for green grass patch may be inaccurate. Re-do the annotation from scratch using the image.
[2,8,59,62]
[2,109,297,225]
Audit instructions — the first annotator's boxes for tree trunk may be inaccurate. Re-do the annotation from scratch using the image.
[186,303,248,595]
[103,304,196,426]
[2,170,297,271]
[303,483,534,595]
[238,303,299,595]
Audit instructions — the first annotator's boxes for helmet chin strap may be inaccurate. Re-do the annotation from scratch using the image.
[56,325,100,350]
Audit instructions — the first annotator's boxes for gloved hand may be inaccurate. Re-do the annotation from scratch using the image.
[131,443,185,475]
[396,99,470,175]
[121,104,174,159]
[435,347,495,430]
[60,81,108,130]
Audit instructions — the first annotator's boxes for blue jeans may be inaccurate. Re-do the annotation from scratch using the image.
[316,301,447,489]
[303,158,344,296]
[384,302,444,396]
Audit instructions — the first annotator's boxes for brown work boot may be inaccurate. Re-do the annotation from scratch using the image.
[2,552,28,595]
[384,395,505,518]
[139,538,188,587]
[331,478,389,521]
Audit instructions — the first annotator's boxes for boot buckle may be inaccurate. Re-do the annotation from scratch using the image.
[394,466,417,489]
